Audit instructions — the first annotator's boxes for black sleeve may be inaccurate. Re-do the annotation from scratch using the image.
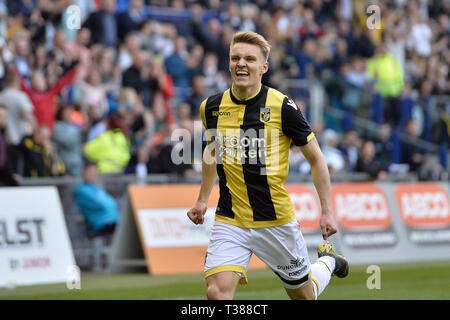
[281,97,313,146]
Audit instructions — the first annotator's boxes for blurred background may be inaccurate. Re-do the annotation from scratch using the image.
[0,0,448,274]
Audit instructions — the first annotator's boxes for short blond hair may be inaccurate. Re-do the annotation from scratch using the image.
[230,31,271,61]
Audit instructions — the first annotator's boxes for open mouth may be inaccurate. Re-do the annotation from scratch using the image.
[236,71,249,79]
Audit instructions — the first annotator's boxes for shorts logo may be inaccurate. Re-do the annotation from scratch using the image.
[260,108,271,123]
[290,258,303,268]
[277,258,304,271]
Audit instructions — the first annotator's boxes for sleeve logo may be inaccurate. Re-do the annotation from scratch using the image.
[287,99,298,110]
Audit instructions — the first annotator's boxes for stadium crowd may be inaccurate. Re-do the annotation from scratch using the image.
[0,0,448,187]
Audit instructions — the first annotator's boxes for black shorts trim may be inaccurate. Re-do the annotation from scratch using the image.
[274,271,309,286]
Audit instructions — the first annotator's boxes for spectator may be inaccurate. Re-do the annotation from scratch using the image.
[148,57,175,125]
[330,37,349,72]
[338,129,361,171]
[348,26,375,58]
[400,118,427,173]
[53,104,83,177]
[191,5,222,55]
[220,1,241,30]
[147,122,193,177]
[8,0,36,17]
[373,123,394,171]
[85,101,108,142]
[0,72,36,174]
[344,56,369,89]
[239,3,259,32]
[116,0,146,42]
[14,61,79,131]
[288,143,312,174]
[32,43,48,73]
[65,27,92,80]
[385,12,407,73]
[83,0,118,47]
[73,161,120,234]
[20,124,66,177]
[354,140,387,181]
[202,52,228,96]
[11,30,32,80]
[321,129,346,175]
[77,69,109,116]
[84,114,131,174]
[185,74,206,119]
[117,87,153,149]
[118,32,141,71]
[366,42,404,126]
[185,42,204,83]
[97,47,121,95]
[49,29,70,69]
[407,11,433,58]
[263,6,291,43]
[164,35,189,88]
[217,23,234,73]
[158,23,177,58]
[177,102,191,122]
[0,104,18,185]
[122,49,148,96]
[136,19,166,55]
[297,8,324,40]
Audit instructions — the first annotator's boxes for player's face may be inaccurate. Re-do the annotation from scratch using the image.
[229,42,268,93]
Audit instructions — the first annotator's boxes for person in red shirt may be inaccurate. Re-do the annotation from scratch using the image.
[148,59,175,125]
[12,63,78,131]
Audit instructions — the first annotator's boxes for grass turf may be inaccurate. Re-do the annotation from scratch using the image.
[1,260,449,300]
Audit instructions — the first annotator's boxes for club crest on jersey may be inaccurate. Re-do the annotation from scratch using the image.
[260,108,271,123]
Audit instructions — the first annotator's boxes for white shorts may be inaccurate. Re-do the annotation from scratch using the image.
[204,220,311,289]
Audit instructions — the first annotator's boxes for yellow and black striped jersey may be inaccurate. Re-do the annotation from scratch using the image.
[200,85,314,228]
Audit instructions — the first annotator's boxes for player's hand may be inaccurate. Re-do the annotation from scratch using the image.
[320,211,338,240]
[187,201,207,225]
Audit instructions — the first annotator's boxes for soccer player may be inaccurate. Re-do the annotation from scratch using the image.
[187,31,348,300]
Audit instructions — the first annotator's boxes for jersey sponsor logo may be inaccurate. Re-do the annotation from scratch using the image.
[215,130,267,164]
[260,108,271,123]
[395,184,450,228]
[212,111,231,117]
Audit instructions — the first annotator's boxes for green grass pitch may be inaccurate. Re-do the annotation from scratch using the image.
[1,260,449,300]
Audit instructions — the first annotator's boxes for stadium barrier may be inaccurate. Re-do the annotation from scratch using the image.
[0,187,75,288]
[109,181,449,275]
[1,176,448,286]
[109,184,266,275]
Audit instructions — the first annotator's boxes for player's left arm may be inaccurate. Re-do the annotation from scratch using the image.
[281,96,337,240]
[299,138,337,240]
